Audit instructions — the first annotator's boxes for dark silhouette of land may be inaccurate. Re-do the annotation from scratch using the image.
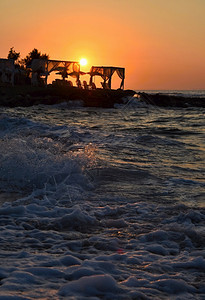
[138,92,205,108]
[0,85,136,108]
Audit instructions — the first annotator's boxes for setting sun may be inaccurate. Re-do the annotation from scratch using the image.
[80,58,87,66]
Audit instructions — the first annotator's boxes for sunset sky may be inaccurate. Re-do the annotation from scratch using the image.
[0,0,204,90]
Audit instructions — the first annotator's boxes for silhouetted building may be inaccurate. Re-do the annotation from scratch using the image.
[0,59,15,86]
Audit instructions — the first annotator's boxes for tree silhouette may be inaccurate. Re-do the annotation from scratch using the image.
[7,47,20,62]
[24,48,49,68]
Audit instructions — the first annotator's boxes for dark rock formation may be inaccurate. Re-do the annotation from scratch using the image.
[138,92,205,108]
[0,85,136,108]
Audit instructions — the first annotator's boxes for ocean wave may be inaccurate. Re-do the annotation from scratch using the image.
[0,129,95,193]
[0,104,204,299]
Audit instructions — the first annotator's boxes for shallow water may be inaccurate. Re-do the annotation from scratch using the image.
[0,98,205,299]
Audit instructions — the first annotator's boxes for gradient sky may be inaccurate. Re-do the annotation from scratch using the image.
[0,0,204,90]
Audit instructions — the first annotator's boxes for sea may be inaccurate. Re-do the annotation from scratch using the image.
[0,90,204,299]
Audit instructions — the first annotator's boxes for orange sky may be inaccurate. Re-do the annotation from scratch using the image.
[0,0,205,90]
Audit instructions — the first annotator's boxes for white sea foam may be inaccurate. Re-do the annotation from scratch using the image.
[0,106,204,299]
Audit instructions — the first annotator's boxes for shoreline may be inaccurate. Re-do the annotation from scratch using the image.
[138,92,205,108]
[1,85,205,108]
[0,85,136,108]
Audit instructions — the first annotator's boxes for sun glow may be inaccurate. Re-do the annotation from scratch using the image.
[80,58,87,66]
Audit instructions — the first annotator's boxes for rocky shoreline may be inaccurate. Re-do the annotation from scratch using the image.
[138,92,205,108]
[0,85,136,108]
[1,86,205,108]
